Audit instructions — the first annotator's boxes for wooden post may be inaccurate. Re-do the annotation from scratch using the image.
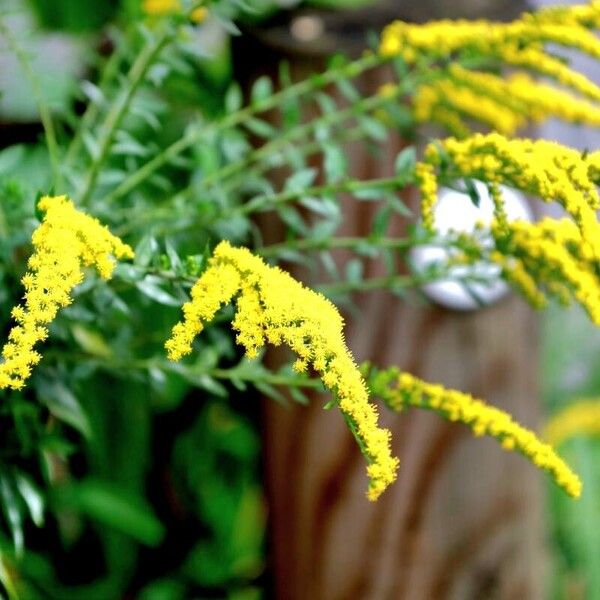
[233,3,545,597]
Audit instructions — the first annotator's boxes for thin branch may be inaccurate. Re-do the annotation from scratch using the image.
[78,28,174,205]
[103,53,382,203]
[0,17,61,189]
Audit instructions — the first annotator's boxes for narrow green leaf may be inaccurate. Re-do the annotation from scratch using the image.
[52,479,165,546]
[394,146,416,176]
[251,76,273,105]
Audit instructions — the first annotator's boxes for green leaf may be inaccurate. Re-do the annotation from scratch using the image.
[225,83,243,113]
[71,324,112,358]
[323,143,347,183]
[245,118,276,139]
[372,205,393,237]
[335,78,360,102]
[37,378,92,438]
[136,277,182,306]
[253,381,287,404]
[52,479,165,546]
[250,76,273,105]
[358,115,387,141]
[285,168,317,192]
[0,474,24,557]
[394,146,416,176]
[278,206,308,235]
[345,259,363,283]
[15,474,44,528]
[134,236,159,267]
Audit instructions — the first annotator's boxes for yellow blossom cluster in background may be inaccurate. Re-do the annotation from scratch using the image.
[544,400,600,447]
[0,196,133,391]
[365,364,582,498]
[142,0,208,22]
[418,134,600,257]
[165,241,399,500]
[413,67,600,137]
[491,218,600,323]
[379,3,600,137]
[414,133,600,322]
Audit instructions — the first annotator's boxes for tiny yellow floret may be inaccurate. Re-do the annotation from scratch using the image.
[366,365,582,498]
[165,241,399,500]
[190,6,208,23]
[417,134,600,260]
[544,400,600,447]
[142,0,181,15]
[0,195,133,391]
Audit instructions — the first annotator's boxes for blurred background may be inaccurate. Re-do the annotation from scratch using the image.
[1,0,599,598]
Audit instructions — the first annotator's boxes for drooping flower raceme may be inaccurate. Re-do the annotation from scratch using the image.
[412,66,600,137]
[378,4,600,137]
[544,400,600,447]
[142,0,207,22]
[491,218,600,324]
[0,195,133,391]
[165,240,399,501]
[417,134,600,259]
[365,365,582,498]
[379,5,600,103]
[413,133,600,322]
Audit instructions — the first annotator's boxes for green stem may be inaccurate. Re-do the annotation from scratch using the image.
[209,367,322,389]
[205,87,408,204]
[64,26,132,168]
[48,350,322,390]
[103,53,383,203]
[177,127,369,206]
[257,236,414,257]
[112,129,368,237]
[253,234,465,261]
[237,171,416,217]
[78,29,174,205]
[0,18,61,190]
[316,273,424,295]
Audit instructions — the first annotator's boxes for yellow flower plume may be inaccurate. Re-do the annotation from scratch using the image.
[413,67,600,138]
[365,365,582,498]
[165,240,399,501]
[379,5,600,103]
[142,0,181,16]
[544,400,600,447]
[418,134,600,259]
[0,195,133,391]
[379,4,600,137]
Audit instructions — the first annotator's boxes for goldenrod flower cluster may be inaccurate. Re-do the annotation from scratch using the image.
[413,66,600,137]
[544,400,600,447]
[418,134,600,260]
[165,241,399,500]
[366,365,582,498]
[143,0,181,15]
[142,0,207,22]
[0,196,133,391]
[380,3,600,136]
[492,218,600,323]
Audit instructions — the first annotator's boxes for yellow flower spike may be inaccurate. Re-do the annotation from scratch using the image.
[529,1,600,28]
[166,241,399,500]
[412,65,600,138]
[494,219,600,324]
[366,365,582,498]
[490,252,547,310]
[544,400,600,447]
[190,6,208,24]
[418,134,600,258]
[142,0,182,16]
[380,7,600,105]
[0,195,133,391]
